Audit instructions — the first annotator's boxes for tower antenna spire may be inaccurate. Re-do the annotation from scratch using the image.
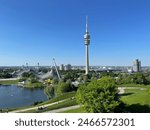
[86,16,88,32]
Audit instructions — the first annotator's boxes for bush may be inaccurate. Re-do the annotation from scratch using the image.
[33,101,43,106]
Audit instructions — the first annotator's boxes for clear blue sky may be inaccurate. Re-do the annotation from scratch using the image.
[0,0,150,66]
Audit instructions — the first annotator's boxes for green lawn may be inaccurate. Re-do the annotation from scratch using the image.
[120,87,150,112]
[39,91,76,105]
[24,82,45,88]
[121,88,150,105]
[0,80,19,85]
[24,98,77,113]
[0,79,44,88]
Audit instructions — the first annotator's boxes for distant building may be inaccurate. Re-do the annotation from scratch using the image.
[59,64,64,71]
[65,64,72,71]
[127,67,133,73]
[133,59,141,72]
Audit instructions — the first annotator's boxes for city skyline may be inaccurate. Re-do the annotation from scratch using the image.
[0,0,150,66]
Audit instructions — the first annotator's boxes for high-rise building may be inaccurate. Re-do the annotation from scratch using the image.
[59,64,64,70]
[26,63,28,68]
[133,59,141,72]
[84,16,90,75]
[37,62,40,70]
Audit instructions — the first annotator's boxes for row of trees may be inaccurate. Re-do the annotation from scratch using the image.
[88,71,150,85]
[60,70,150,85]
[0,73,12,78]
[0,68,19,78]
[116,73,150,85]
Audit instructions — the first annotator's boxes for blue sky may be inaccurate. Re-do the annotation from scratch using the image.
[0,0,150,66]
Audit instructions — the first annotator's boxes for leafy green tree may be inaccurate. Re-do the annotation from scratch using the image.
[30,77,38,83]
[76,77,120,113]
[56,81,73,96]
[22,72,34,78]
[52,77,59,84]
[44,86,55,99]
[100,72,117,78]
[133,73,147,84]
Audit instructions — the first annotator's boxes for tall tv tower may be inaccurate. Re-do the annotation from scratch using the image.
[84,16,90,75]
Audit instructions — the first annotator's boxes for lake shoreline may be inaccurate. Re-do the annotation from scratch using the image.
[0,78,45,89]
[0,77,19,81]
[0,85,48,109]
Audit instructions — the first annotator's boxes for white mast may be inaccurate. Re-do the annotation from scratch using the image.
[53,58,61,81]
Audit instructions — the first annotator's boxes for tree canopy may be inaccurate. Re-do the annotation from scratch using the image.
[56,81,73,96]
[76,77,120,113]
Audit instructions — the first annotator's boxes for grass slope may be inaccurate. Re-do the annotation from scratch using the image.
[24,99,77,113]
[0,80,19,85]
[121,89,150,105]
[121,88,150,112]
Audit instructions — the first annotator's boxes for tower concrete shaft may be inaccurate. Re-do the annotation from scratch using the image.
[84,16,90,75]
[85,45,89,75]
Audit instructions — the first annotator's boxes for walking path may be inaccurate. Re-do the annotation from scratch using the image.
[9,99,68,113]
[0,77,19,81]
[118,87,125,94]
[118,87,146,94]
[44,105,80,113]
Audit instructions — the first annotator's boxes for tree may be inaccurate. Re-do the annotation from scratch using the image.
[133,73,147,84]
[56,81,73,96]
[44,86,55,99]
[76,77,120,113]
[52,77,59,84]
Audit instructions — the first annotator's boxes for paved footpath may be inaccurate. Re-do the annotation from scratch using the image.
[0,78,19,81]
[44,105,80,113]
[118,87,146,94]
[9,99,68,113]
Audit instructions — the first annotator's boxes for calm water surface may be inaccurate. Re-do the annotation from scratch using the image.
[0,85,48,109]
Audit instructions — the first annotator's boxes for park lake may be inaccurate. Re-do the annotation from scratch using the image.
[0,85,48,109]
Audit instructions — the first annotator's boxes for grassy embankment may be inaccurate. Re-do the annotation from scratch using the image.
[120,87,150,112]
[24,98,77,113]
[121,89,150,105]
[23,82,45,88]
[0,80,19,85]
[0,79,45,88]
[8,91,76,112]
[39,91,76,105]
[23,91,77,113]
[117,84,150,112]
